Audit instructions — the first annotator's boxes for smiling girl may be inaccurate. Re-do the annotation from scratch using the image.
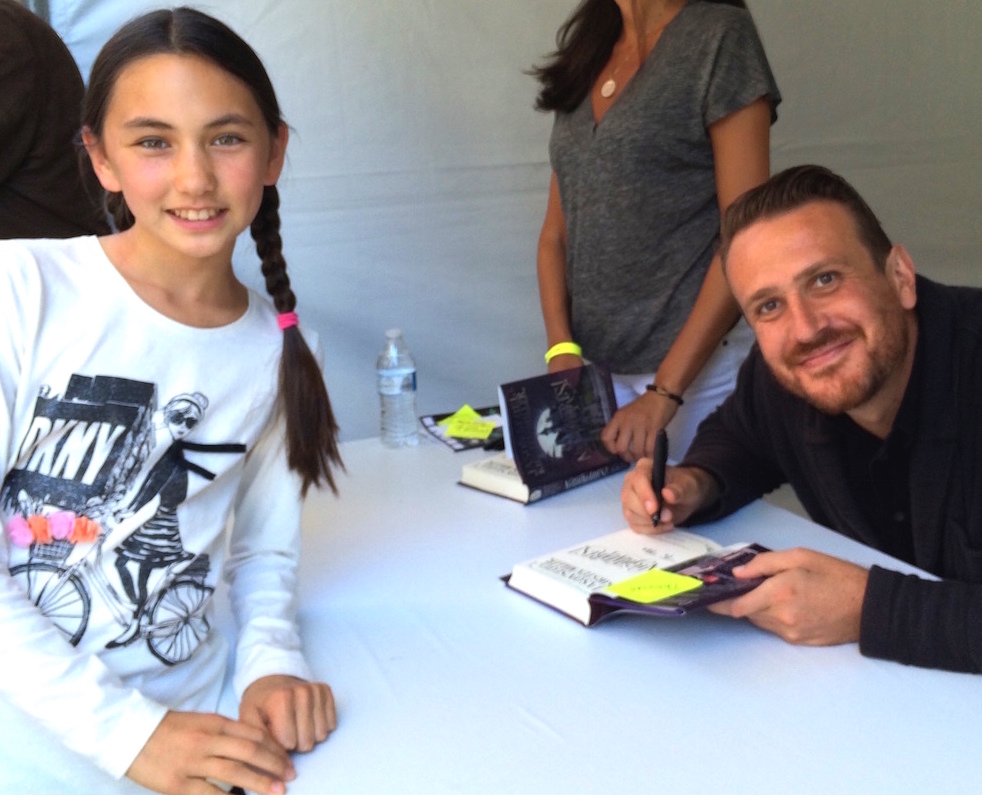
[0,8,342,795]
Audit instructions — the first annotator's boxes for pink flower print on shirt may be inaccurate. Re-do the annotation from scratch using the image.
[5,512,103,547]
[6,516,33,547]
[49,511,76,541]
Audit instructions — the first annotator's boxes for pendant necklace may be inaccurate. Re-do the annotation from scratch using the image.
[600,6,680,100]
[599,34,636,99]
[600,53,627,99]
[600,35,641,99]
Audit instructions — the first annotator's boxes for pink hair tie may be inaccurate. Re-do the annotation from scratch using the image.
[277,312,299,330]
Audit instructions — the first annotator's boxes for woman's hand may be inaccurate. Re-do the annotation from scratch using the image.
[601,390,678,462]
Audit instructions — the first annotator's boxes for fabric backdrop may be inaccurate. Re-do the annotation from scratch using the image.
[34,0,982,441]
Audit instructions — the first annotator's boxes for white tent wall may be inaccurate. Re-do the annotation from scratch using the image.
[45,0,982,442]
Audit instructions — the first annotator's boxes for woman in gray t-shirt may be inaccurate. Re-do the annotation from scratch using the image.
[532,0,780,463]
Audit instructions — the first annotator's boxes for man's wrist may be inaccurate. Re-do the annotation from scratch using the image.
[686,466,723,514]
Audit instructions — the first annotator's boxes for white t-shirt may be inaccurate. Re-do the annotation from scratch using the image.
[0,236,314,785]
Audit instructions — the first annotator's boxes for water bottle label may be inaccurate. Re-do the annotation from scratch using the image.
[378,370,416,396]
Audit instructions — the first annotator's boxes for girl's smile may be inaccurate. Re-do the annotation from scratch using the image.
[167,207,229,233]
[170,208,226,222]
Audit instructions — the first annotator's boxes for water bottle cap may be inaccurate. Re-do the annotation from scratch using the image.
[385,328,402,339]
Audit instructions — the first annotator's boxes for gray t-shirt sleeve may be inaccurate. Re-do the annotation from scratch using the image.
[702,10,781,127]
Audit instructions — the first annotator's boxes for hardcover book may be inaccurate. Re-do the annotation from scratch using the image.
[504,528,767,626]
[460,364,627,503]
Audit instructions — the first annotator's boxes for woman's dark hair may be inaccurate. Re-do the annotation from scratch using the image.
[531,0,748,113]
[718,164,894,271]
[83,7,342,496]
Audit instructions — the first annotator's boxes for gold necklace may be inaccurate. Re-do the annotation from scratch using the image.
[600,3,682,99]
[600,47,631,99]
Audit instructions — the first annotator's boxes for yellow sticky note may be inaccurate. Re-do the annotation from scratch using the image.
[606,568,703,604]
[438,404,483,426]
[437,405,497,439]
[444,417,496,440]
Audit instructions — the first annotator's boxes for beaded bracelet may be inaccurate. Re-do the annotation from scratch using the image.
[544,341,583,364]
[645,383,684,406]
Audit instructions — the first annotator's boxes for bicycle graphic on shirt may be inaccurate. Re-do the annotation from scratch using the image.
[2,376,245,666]
[5,379,218,665]
[9,518,213,666]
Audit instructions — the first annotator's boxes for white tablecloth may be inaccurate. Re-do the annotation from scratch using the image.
[232,438,978,795]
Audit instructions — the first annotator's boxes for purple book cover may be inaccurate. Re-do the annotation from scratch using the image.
[587,543,769,623]
[498,364,627,491]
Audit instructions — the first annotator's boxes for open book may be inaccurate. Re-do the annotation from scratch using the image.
[459,364,627,503]
[504,527,767,626]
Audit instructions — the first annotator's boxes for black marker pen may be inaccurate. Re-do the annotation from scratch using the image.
[650,429,668,527]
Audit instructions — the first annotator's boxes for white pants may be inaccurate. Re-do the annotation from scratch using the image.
[611,317,755,464]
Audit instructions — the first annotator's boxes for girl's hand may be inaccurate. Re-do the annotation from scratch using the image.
[240,675,337,754]
[127,710,295,795]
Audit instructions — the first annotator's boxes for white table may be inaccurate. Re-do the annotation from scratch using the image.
[238,438,980,795]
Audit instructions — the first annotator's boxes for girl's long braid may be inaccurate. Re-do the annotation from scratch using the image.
[82,7,342,493]
[252,185,343,495]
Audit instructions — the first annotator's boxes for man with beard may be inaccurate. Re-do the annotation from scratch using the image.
[621,164,982,673]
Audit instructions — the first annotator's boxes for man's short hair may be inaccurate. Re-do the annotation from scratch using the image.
[719,165,894,270]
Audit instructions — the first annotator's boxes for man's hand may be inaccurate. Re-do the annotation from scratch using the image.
[127,710,295,795]
[601,391,677,462]
[240,675,337,754]
[621,458,720,534]
[708,548,869,646]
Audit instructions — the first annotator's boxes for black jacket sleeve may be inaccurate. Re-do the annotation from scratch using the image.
[861,567,982,673]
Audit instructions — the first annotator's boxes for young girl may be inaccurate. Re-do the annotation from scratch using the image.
[0,8,342,795]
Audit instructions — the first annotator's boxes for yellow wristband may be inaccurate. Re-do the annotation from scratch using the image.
[545,341,583,364]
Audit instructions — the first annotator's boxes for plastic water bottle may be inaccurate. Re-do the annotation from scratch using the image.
[376,329,419,447]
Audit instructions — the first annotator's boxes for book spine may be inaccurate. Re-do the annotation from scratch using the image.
[527,460,629,503]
